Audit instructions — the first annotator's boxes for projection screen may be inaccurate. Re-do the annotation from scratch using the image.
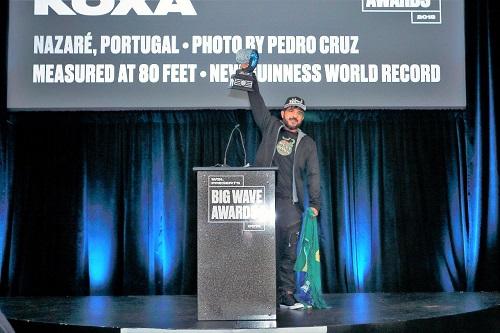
[7,0,466,110]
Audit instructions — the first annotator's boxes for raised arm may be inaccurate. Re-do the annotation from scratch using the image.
[247,78,275,132]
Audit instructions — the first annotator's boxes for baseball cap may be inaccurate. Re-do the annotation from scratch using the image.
[283,97,306,111]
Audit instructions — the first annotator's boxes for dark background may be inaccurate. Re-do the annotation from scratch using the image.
[0,1,498,296]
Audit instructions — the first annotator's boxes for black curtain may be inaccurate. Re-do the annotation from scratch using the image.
[0,0,498,296]
[466,0,499,291]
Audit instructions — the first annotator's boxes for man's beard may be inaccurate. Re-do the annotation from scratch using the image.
[283,117,302,130]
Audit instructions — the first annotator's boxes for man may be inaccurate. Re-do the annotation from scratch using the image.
[247,79,321,310]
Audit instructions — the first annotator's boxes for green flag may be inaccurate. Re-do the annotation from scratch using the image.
[294,208,329,309]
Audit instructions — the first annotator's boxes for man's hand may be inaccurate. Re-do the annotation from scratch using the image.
[310,207,319,216]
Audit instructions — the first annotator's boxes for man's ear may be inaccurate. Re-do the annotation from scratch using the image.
[281,110,285,118]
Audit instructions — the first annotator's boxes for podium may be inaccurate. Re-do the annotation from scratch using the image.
[194,167,277,321]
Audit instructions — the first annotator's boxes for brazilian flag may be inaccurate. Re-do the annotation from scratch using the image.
[294,208,329,309]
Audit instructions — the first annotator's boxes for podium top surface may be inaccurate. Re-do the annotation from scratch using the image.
[193,166,278,172]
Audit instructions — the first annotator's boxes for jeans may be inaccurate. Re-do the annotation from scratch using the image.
[275,198,302,296]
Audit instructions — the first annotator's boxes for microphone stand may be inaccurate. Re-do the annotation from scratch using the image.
[221,124,249,167]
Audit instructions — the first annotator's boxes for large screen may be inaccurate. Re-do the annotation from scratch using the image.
[8,0,466,110]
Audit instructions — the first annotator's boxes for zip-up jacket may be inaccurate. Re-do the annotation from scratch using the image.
[247,81,321,212]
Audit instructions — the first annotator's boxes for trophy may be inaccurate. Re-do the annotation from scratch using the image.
[229,49,259,91]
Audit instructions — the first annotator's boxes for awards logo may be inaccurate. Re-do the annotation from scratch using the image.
[362,0,442,24]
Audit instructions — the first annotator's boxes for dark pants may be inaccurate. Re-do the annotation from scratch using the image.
[275,198,302,296]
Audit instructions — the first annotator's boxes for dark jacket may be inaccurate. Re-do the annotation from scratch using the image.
[247,83,321,212]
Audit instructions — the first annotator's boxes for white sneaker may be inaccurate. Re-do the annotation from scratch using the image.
[279,302,305,310]
[279,293,305,310]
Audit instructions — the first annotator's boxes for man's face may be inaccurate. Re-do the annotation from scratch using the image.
[281,107,305,130]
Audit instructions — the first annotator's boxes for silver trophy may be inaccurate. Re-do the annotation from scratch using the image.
[229,49,259,91]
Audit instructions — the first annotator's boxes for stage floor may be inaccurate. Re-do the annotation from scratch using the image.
[0,293,499,332]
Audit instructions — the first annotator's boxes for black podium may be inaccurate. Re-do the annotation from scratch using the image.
[194,167,277,321]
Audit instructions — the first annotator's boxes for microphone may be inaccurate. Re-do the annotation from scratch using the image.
[221,123,249,167]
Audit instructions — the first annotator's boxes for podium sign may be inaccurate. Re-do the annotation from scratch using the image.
[194,167,277,321]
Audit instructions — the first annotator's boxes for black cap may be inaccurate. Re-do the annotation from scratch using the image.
[283,97,306,111]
